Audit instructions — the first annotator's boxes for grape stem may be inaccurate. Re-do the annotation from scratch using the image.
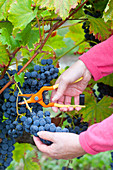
[15,82,32,113]
[53,39,86,65]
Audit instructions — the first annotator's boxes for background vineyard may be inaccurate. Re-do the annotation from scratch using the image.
[0,0,113,169]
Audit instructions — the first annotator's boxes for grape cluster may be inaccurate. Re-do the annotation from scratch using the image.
[22,110,69,145]
[0,59,68,169]
[93,82,113,102]
[82,1,101,47]
[65,114,88,134]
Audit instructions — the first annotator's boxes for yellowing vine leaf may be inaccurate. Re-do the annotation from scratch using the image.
[88,16,111,41]
[37,0,81,19]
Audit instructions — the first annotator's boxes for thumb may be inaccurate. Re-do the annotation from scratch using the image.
[52,81,68,101]
[37,131,56,142]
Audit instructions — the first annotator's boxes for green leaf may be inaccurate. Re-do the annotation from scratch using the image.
[37,0,80,19]
[65,23,88,52]
[0,0,13,20]
[71,6,85,19]
[0,42,9,65]
[16,23,40,49]
[14,73,25,87]
[103,0,113,21]
[88,16,111,41]
[41,10,51,17]
[13,143,33,163]
[0,28,11,46]
[0,27,20,51]
[0,21,13,34]
[81,95,113,124]
[94,0,108,12]
[43,34,67,51]
[77,41,90,54]
[65,23,85,43]
[97,73,113,86]
[8,0,37,30]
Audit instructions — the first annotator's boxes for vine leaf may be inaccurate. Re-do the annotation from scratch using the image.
[0,42,9,65]
[103,0,113,22]
[0,0,13,20]
[14,73,25,87]
[24,151,40,170]
[8,0,37,30]
[0,28,20,51]
[65,23,84,42]
[16,23,40,49]
[81,95,113,125]
[97,73,113,86]
[0,21,13,34]
[13,143,33,163]
[37,0,81,19]
[94,0,108,12]
[77,42,90,54]
[40,10,51,17]
[88,16,111,41]
[65,23,89,52]
[43,34,67,51]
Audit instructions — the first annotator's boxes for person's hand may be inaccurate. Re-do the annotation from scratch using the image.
[33,131,86,159]
[51,60,92,112]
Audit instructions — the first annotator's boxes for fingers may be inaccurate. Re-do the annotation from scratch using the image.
[38,131,56,142]
[59,96,73,112]
[52,80,68,101]
[51,90,58,112]
[74,95,81,111]
[33,136,49,153]
[33,131,56,154]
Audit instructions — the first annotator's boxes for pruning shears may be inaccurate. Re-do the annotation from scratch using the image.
[18,77,85,108]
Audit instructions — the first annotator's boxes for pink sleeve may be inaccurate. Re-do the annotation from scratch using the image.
[79,114,113,155]
[79,35,113,81]
[79,35,113,155]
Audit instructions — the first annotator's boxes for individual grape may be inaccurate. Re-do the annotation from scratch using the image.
[18,65,23,71]
[50,123,56,132]
[3,93,10,99]
[34,65,40,71]
[44,111,50,117]
[39,118,46,126]
[45,116,51,124]
[54,68,59,73]
[33,120,40,126]
[50,68,55,74]
[44,124,50,131]
[41,59,46,65]
[25,72,31,78]
[46,59,53,65]
[31,71,38,78]
[9,96,16,102]
[37,111,43,118]
[56,126,62,132]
